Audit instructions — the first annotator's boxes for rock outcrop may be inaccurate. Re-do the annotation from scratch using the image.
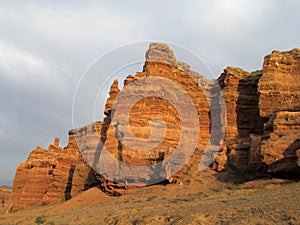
[258,49,300,118]
[10,44,300,210]
[145,42,177,66]
[257,49,300,176]
[260,111,300,176]
[0,187,12,214]
[216,49,300,176]
[69,122,103,197]
[80,42,212,194]
[217,67,264,172]
[255,49,300,176]
[11,138,79,210]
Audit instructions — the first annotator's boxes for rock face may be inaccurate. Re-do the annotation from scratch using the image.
[82,43,212,194]
[0,187,12,214]
[11,137,81,210]
[258,49,300,117]
[70,122,103,197]
[11,44,300,210]
[145,43,177,66]
[257,49,300,176]
[260,111,300,176]
[217,67,264,171]
[217,49,300,176]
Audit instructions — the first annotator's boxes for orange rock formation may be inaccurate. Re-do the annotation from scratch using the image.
[10,44,300,210]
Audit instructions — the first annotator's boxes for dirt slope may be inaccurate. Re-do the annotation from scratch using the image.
[1,173,300,225]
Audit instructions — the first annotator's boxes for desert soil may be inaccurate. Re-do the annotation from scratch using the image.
[1,176,300,225]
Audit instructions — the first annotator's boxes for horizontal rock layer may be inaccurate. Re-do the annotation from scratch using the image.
[258,49,300,117]
[0,187,12,214]
[10,44,300,210]
[11,138,79,210]
[260,111,300,176]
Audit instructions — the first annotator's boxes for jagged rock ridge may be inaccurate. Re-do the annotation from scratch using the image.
[10,44,300,210]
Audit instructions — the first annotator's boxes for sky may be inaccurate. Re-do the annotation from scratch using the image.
[0,0,299,185]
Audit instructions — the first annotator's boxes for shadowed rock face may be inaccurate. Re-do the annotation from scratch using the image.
[217,49,300,176]
[217,67,264,172]
[10,44,300,210]
[260,111,300,176]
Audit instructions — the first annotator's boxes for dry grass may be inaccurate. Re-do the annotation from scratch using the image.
[1,174,300,225]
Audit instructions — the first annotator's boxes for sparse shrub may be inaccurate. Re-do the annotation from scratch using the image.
[35,215,46,224]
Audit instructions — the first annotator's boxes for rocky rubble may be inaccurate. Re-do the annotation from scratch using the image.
[10,44,300,210]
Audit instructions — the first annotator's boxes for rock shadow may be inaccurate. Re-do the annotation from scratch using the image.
[64,165,75,200]
[84,115,112,191]
[236,73,264,137]
[268,138,300,178]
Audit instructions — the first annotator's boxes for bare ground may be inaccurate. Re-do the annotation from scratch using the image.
[1,172,300,225]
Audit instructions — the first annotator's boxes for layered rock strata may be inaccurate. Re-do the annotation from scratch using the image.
[217,49,300,175]
[10,45,300,210]
[260,111,300,176]
[0,187,12,213]
[81,43,212,194]
[11,138,79,210]
[217,67,264,172]
[258,49,300,117]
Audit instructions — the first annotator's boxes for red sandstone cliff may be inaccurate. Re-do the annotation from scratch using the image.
[257,49,300,176]
[217,67,264,172]
[11,138,79,210]
[258,49,300,117]
[10,44,300,210]
[0,187,12,214]
[217,49,300,176]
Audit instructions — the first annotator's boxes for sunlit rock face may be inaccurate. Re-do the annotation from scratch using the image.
[10,45,300,210]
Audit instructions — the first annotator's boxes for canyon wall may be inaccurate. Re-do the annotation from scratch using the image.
[217,67,264,172]
[217,48,300,176]
[10,44,300,210]
[11,138,79,210]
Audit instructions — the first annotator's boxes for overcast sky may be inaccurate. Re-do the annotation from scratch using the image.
[0,0,299,185]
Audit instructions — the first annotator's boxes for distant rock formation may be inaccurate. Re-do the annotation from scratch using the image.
[0,187,12,214]
[10,44,300,210]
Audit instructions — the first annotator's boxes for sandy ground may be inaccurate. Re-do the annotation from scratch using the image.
[1,174,300,225]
